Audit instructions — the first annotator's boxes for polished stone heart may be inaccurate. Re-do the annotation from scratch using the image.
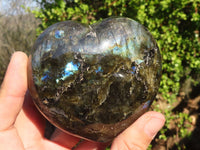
[28,17,162,142]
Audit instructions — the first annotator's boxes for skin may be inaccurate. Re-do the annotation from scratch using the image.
[0,51,165,150]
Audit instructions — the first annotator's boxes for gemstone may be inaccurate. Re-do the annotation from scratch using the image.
[28,17,162,142]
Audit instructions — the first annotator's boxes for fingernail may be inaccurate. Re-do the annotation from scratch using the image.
[144,115,165,139]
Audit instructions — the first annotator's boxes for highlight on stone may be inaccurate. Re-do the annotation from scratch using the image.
[28,17,162,142]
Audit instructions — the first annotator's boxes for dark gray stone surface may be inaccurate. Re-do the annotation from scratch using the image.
[28,17,162,142]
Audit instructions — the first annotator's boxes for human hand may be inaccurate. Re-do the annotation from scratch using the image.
[0,51,165,150]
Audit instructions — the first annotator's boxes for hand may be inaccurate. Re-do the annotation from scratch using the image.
[0,52,165,150]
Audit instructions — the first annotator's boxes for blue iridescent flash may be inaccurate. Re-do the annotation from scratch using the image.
[55,30,65,39]
[64,61,80,77]
[142,100,151,109]
[41,71,50,81]
[131,66,136,74]
[135,59,144,65]
[95,66,103,73]
[56,62,80,83]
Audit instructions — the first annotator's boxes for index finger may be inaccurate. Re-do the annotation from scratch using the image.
[0,51,28,131]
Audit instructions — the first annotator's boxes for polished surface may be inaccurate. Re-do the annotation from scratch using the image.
[28,17,162,142]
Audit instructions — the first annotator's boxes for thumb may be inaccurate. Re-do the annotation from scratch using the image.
[111,111,165,150]
[0,51,28,131]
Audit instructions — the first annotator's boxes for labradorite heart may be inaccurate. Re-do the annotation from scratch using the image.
[28,17,162,142]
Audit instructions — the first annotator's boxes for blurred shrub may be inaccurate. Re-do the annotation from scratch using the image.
[0,14,39,83]
[0,2,39,84]
[33,0,200,149]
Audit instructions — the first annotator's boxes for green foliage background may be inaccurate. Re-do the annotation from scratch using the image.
[32,0,200,149]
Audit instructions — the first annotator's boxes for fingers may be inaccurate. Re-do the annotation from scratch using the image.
[43,128,81,150]
[111,111,165,150]
[49,128,80,149]
[73,140,108,150]
[15,91,46,148]
[0,52,28,149]
[49,128,109,150]
[0,51,28,131]
[49,128,108,150]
